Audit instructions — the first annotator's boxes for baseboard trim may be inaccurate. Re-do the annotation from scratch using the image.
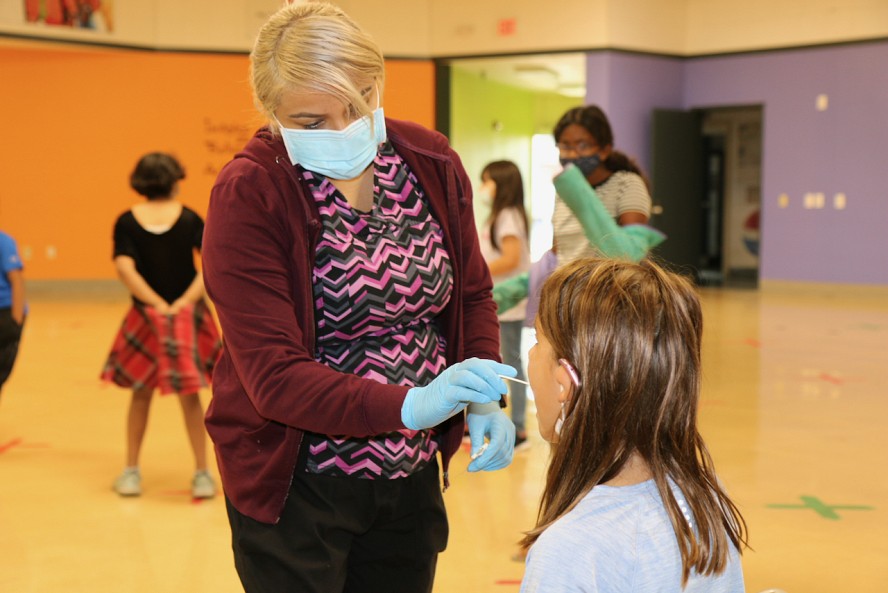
[24,279,129,301]
[760,279,888,299]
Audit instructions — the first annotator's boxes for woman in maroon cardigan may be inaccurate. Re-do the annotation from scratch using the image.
[202,3,516,592]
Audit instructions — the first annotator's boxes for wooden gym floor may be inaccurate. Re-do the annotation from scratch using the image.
[0,281,886,592]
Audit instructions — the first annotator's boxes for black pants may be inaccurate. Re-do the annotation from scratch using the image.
[226,461,448,593]
[0,308,23,389]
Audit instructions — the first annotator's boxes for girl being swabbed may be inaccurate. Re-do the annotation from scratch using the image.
[521,257,747,592]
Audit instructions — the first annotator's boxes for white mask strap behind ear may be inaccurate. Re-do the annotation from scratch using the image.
[554,359,580,436]
[554,402,567,436]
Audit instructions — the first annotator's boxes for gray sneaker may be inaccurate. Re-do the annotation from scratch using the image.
[191,470,216,499]
[113,468,142,496]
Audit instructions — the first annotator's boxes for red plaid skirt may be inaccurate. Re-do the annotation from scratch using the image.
[101,300,222,395]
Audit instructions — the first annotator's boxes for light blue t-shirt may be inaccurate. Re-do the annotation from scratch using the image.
[0,231,23,309]
[521,479,745,593]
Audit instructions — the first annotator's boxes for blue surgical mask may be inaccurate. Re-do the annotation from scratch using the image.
[559,154,600,177]
[477,185,494,205]
[277,106,387,180]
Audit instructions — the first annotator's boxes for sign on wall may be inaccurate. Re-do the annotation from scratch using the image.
[23,0,113,32]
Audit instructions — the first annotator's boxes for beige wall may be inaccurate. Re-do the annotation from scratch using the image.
[0,0,280,51]
[336,0,432,57]
[2,0,887,56]
[686,0,888,54]
[428,0,610,56]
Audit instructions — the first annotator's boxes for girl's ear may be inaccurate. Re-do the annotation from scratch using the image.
[555,359,580,403]
[558,358,580,386]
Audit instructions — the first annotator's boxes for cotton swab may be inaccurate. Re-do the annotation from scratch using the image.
[499,375,530,386]
[470,442,489,460]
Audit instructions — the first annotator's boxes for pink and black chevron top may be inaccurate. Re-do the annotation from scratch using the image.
[302,142,453,479]
[203,119,502,524]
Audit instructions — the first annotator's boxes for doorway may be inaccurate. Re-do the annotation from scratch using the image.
[650,105,762,287]
[437,53,585,246]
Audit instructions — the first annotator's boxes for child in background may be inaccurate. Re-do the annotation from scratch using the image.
[0,231,26,403]
[478,160,531,448]
[101,152,221,499]
[491,104,665,319]
[521,257,746,592]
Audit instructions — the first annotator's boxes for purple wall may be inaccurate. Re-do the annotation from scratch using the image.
[587,41,888,285]
[684,42,888,285]
[585,53,685,174]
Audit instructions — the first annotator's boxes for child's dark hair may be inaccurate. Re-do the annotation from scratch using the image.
[130,152,186,199]
[481,160,528,251]
[522,257,747,585]
[553,105,649,188]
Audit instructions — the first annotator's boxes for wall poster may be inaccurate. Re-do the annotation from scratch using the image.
[23,0,114,32]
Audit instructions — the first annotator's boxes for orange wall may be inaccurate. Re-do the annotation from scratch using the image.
[0,44,435,279]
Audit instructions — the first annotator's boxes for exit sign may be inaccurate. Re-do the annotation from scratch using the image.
[497,18,516,36]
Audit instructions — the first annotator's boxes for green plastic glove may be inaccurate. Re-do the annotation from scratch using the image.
[553,165,666,262]
[492,272,529,315]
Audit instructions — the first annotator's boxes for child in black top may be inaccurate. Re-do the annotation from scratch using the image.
[101,152,221,499]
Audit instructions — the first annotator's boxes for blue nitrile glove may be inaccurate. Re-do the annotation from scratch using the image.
[466,401,516,472]
[492,272,529,315]
[553,164,666,262]
[402,358,517,431]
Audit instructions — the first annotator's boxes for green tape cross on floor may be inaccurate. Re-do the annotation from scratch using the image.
[767,495,874,520]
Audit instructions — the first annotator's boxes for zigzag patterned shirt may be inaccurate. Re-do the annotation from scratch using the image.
[301,141,453,479]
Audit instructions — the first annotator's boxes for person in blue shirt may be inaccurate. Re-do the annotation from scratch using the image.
[0,231,26,403]
[521,257,747,592]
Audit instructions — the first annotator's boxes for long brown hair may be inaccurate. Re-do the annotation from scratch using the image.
[521,257,747,585]
[481,160,528,251]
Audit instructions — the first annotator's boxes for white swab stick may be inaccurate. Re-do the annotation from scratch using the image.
[499,375,530,386]
[471,442,489,460]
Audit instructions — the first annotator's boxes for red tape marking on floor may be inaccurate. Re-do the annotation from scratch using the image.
[0,438,22,454]
[160,490,210,505]
[818,373,844,385]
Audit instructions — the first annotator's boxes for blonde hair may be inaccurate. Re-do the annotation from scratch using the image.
[522,258,747,586]
[250,2,385,132]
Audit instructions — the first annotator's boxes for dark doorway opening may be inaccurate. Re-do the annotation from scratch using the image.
[649,106,762,288]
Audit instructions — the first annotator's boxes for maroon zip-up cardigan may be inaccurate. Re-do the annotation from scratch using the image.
[202,118,501,524]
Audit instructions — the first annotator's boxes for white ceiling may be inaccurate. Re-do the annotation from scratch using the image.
[447,53,586,98]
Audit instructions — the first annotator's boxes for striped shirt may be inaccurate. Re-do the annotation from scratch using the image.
[552,170,651,266]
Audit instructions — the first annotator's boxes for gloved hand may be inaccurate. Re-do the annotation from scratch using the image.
[466,401,516,472]
[553,164,666,262]
[402,358,517,431]
[492,272,529,315]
